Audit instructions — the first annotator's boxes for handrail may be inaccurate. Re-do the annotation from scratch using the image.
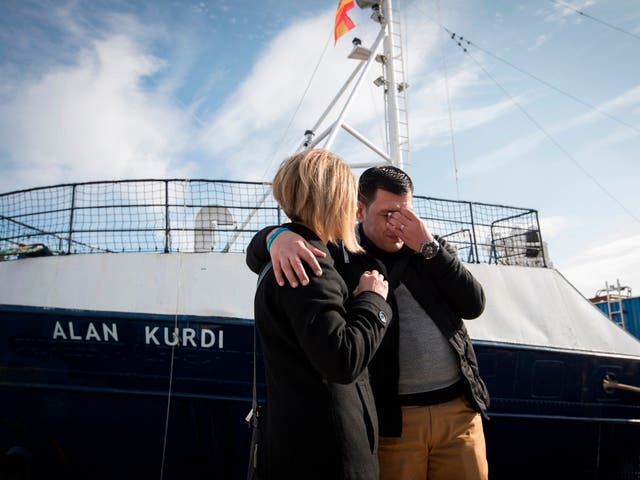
[603,373,640,394]
[1,179,544,263]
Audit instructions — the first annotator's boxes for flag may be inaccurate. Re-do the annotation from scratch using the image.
[334,0,355,44]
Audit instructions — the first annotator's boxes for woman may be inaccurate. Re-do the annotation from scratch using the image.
[251,149,392,479]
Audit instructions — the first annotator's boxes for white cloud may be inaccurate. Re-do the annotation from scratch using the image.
[461,130,544,176]
[197,7,395,180]
[411,94,516,153]
[558,231,640,298]
[191,0,531,181]
[544,0,598,24]
[539,215,571,239]
[0,32,195,192]
[562,84,640,131]
[528,34,549,51]
[579,128,637,152]
[458,83,640,177]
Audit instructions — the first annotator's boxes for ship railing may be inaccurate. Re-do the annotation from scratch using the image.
[0,180,546,266]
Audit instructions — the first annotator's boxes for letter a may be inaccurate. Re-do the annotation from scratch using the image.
[53,321,67,340]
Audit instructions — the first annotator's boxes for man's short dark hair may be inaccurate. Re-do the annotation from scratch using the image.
[358,165,413,205]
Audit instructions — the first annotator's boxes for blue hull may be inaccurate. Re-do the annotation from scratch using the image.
[0,305,257,479]
[1,306,639,479]
[476,343,640,478]
[2,388,251,479]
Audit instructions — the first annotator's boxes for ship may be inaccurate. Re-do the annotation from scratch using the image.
[1,1,639,479]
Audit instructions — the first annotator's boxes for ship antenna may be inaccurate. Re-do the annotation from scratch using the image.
[299,0,410,171]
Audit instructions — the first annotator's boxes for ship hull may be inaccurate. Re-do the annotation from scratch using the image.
[0,304,256,479]
[476,342,640,479]
[2,252,640,478]
[1,305,639,479]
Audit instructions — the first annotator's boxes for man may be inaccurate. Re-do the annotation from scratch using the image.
[246,165,489,479]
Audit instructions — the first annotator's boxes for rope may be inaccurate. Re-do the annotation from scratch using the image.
[261,30,333,181]
[443,28,640,137]
[449,38,640,225]
[159,181,188,479]
[0,214,113,253]
[410,3,640,137]
[547,0,640,42]
[435,0,460,201]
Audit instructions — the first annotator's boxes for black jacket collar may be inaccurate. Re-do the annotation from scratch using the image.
[284,222,331,257]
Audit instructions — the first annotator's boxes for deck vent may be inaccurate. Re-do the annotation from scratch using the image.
[194,206,235,252]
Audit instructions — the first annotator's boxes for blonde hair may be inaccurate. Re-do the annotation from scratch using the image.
[271,149,362,253]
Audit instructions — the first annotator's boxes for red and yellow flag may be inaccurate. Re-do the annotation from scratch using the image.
[334,0,355,44]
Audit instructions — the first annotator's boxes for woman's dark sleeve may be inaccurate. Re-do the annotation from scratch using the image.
[278,263,392,384]
[246,225,278,274]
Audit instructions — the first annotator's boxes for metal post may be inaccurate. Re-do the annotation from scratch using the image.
[469,202,480,264]
[164,180,170,253]
[381,0,402,168]
[296,62,365,152]
[324,24,387,150]
[534,211,547,267]
[67,184,76,254]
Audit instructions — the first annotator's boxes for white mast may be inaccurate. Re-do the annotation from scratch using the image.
[227,1,410,252]
[381,0,403,168]
[300,0,410,170]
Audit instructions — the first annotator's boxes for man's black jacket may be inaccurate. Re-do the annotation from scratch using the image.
[246,223,489,437]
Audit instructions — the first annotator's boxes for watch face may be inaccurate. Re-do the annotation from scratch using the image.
[421,240,439,259]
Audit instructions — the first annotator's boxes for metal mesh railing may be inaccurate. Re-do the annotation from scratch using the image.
[412,196,546,266]
[0,179,546,266]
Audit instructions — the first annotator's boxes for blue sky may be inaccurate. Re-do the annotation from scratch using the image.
[1,0,639,298]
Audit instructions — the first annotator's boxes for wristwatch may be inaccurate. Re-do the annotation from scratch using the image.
[419,238,440,260]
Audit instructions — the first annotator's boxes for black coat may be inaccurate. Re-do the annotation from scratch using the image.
[248,224,392,479]
[248,223,489,439]
[334,225,489,437]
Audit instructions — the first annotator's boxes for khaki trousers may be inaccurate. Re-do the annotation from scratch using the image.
[378,397,488,480]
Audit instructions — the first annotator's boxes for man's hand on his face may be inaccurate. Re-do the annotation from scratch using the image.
[268,229,325,287]
[386,207,434,252]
